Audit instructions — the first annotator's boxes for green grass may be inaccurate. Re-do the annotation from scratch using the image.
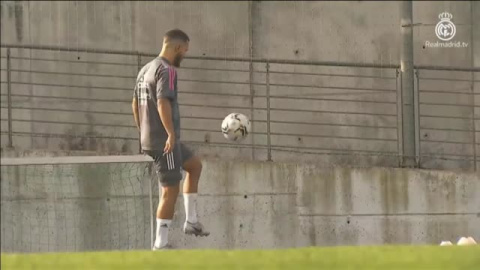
[2,245,479,270]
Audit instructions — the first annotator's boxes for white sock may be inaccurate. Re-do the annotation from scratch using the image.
[183,193,198,224]
[154,219,171,248]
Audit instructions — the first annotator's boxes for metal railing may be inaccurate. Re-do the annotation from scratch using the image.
[1,44,479,170]
[415,68,479,170]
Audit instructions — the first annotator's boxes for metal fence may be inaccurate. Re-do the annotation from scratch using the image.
[1,44,479,170]
[416,68,479,171]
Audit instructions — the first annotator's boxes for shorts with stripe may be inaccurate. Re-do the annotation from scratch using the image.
[143,142,194,187]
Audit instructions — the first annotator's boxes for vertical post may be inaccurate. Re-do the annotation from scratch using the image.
[471,1,477,171]
[414,69,421,167]
[396,68,404,167]
[139,54,154,248]
[400,0,416,167]
[148,170,154,249]
[248,0,255,160]
[472,74,477,171]
[266,61,272,161]
[137,54,142,154]
[7,48,13,148]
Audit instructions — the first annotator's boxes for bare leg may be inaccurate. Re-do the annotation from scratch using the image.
[181,156,209,236]
[154,183,179,249]
[157,184,180,219]
[182,156,203,193]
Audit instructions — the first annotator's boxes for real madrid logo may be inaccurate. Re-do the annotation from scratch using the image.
[435,12,456,41]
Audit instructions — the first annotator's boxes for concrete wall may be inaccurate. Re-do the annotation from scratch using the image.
[1,1,476,64]
[1,151,478,252]
[1,1,479,170]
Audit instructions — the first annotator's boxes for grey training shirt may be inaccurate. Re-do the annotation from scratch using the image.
[134,57,180,151]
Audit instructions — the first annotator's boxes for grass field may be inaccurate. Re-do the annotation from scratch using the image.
[2,245,479,270]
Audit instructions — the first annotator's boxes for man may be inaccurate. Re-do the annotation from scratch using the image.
[132,29,209,250]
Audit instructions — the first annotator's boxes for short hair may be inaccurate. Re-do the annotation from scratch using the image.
[164,29,190,43]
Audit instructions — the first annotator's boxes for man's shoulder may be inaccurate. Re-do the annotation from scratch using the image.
[152,58,173,74]
[143,57,164,70]
[137,58,168,80]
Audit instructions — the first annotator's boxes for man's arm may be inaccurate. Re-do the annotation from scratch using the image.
[158,98,175,153]
[156,66,177,153]
[132,97,140,130]
[157,98,175,137]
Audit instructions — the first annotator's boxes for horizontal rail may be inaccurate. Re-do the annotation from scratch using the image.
[2,56,401,78]
[185,142,398,156]
[2,118,136,128]
[1,56,253,72]
[179,78,263,86]
[0,131,138,141]
[271,147,476,162]
[420,139,475,145]
[419,102,480,108]
[180,91,397,103]
[3,44,479,71]
[269,83,396,92]
[0,80,398,96]
[4,106,133,116]
[270,132,397,142]
[1,43,400,69]
[270,146,476,162]
[5,68,136,79]
[0,117,397,131]
[184,103,398,117]
[1,94,130,103]
[420,127,474,132]
[268,107,397,117]
[1,56,139,67]
[270,146,400,158]
[2,81,131,92]
[269,120,397,129]
[270,145,397,155]
[1,44,145,56]
[415,65,480,72]
[0,119,396,141]
[1,104,398,118]
[259,70,397,80]
[418,152,475,159]
[418,77,480,83]
[419,90,478,96]
[269,95,397,105]
[420,114,478,120]
[182,115,267,123]
[0,72,261,87]
[0,105,397,130]
[0,111,267,124]
[266,91,397,98]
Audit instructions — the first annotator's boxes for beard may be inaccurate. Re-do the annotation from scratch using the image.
[173,54,183,67]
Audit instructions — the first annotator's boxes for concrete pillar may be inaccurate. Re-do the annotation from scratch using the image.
[400,1,416,167]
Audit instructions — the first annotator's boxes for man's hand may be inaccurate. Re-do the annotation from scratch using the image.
[132,98,140,130]
[164,135,175,154]
[158,98,176,153]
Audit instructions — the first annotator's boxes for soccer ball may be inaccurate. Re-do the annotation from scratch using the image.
[221,113,251,141]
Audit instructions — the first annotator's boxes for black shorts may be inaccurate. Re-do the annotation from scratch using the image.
[143,142,194,187]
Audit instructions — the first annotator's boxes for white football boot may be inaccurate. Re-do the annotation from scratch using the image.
[152,243,173,251]
[183,221,210,237]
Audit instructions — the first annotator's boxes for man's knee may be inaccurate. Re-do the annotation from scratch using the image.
[194,158,203,173]
[184,156,202,175]
[161,184,180,200]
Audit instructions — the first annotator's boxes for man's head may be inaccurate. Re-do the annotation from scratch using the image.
[160,29,189,67]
